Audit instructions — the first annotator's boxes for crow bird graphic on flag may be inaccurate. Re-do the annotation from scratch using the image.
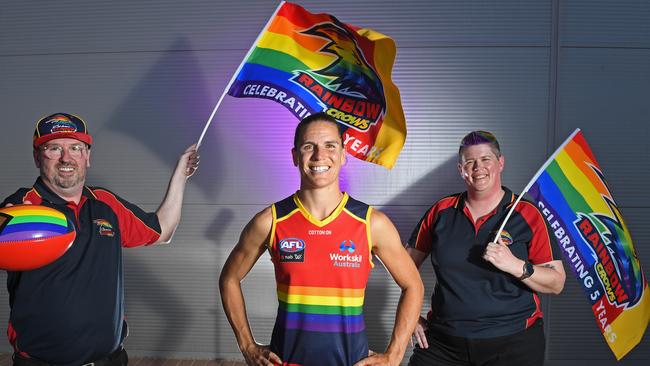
[303,23,385,104]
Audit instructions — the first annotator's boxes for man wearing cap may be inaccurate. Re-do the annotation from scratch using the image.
[2,113,199,366]
[406,131,566,366]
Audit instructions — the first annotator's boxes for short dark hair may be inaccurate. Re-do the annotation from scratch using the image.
[293,112,343,148]
[458,130,501,159]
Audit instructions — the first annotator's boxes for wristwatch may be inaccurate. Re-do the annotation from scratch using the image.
[518,261,534,280]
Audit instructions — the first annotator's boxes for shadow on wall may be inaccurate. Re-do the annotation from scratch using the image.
[95,37,225,199]
[91,37,231,354]
[364,157,462,355]
[206,208,235,348]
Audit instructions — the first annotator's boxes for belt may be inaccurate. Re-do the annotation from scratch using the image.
[13,347,128,366]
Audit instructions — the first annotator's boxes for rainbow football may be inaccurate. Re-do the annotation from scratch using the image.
[0,205,76,271]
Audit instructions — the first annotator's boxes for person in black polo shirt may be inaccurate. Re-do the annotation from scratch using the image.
[2,112,199,366]
[407,131,566,366]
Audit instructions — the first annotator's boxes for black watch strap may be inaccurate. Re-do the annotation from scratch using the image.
[518,261,534,280]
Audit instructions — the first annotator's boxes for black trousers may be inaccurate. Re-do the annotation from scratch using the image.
[409,320,545,366]
[13,347,128,366]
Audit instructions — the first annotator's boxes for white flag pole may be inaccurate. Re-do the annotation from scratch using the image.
[491,128,581,242]
[195,1,286,149]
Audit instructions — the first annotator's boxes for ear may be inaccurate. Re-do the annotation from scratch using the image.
[457,162,463,178]
[498,155,505,172]
[86,148,92,168]
[33,149,41,168]
[291,147,298,167]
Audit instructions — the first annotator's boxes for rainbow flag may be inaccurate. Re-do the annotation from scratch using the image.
[227,1,406,168]
[525,129,649,360]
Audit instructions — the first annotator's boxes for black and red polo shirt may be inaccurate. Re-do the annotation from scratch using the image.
[2,177,161,365]
[408,186,559,338]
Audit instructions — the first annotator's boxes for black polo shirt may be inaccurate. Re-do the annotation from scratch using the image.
[408,187,559,338]
[2,178,161,365]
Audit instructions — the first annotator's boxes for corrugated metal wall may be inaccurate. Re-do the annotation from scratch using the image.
[0,0,648,364]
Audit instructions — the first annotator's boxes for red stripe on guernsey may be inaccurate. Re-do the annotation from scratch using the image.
[515,201,555,264]
[92,189,160,247]
[526,293,544,328]
[414,195,458,253]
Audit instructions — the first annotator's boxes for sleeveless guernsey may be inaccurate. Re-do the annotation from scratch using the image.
[269,193,373,366]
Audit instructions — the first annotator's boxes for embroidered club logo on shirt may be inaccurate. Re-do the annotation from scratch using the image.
[499,230,513,245]
[93,219,115,237]
[279,238,305,262]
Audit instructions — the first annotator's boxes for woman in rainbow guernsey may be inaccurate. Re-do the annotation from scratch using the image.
[219,113,423,366]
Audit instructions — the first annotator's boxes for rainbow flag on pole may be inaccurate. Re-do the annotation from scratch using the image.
[227,1,406,168]
[525,129,649,360]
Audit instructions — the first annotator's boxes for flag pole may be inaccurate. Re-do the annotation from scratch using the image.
[195,1,286,149]
[491,128,581,242]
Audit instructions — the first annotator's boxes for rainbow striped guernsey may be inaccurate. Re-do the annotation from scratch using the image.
[525,129,649,360]
[269,193,372,365]
[0,205,71,242]
[228,1,406,169]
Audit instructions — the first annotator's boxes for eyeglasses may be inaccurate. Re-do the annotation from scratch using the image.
[40,144,88,159]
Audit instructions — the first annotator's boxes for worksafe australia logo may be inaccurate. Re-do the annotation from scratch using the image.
[339,239,356,253]
[330,240,362,268]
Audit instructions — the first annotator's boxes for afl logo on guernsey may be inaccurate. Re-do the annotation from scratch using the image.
[279,238,305,262]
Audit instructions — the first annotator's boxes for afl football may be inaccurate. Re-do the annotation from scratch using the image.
[0,204,76,271]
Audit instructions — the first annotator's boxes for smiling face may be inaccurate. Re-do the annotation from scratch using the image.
[458,143,504,195]
[292,120,346,191]
[34,137,91,199]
